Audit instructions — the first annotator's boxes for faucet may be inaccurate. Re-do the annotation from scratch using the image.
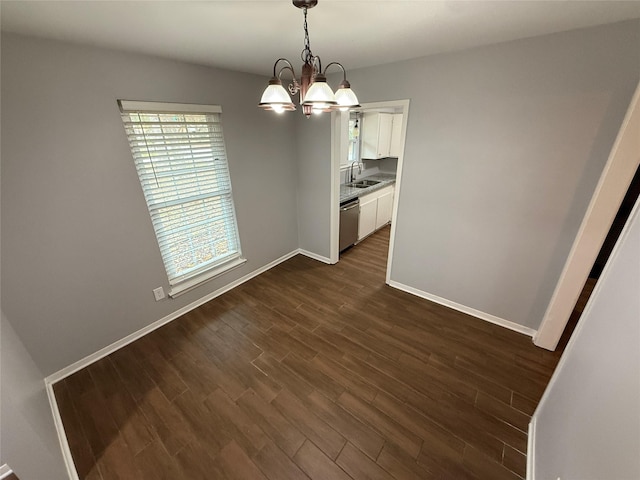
[349,161,362,183]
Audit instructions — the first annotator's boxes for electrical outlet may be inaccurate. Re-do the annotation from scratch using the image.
[153,286,165,301]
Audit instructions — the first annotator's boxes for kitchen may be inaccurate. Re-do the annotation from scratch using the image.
[338,104,407,254]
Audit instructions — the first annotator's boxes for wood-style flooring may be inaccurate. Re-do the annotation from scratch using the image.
[54,226,566,480]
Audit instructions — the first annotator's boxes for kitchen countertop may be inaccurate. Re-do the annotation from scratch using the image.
[339,173,396,203]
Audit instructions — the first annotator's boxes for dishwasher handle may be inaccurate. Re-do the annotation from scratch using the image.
[340,199,360,212]
[341,203,359,212]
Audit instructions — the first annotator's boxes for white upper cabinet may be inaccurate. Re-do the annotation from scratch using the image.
[389,113,404,157]
[361,112,403,159]
[361,112,392,159]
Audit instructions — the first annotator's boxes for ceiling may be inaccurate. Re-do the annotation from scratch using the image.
[2,1,640,77]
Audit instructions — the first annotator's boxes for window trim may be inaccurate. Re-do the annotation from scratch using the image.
[118,100,245,298]
[119,100,222,115]
[168,256,246,298]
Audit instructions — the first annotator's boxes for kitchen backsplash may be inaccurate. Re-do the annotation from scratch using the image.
[341,157,398,184]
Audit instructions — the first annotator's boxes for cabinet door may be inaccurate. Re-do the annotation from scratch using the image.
[375,189,394,229]
[361,112,393,159]
[389,113,403,157]
[360,113,380,159]
[358,197,378,240]
[377,113,393,158]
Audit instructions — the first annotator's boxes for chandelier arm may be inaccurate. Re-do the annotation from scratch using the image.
[323,61,347,82]
[275,63,301,95]
[272,58,296,77]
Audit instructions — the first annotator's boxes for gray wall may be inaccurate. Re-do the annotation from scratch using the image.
[531,198,640,480]
[296,113,332,259]
[1,314,67,479]
[344,20,640,329]
[2,56,66,475]
[1,33,299,375]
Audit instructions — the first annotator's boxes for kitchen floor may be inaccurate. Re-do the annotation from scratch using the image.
[54,226,566,480]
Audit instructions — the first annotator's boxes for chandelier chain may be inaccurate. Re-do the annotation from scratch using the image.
[301,7,314,64]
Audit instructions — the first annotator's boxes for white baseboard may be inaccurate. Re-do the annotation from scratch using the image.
[297,249,333,264]
[0,465,13,479]
[44,249,302,480]
[527,418,536,480]
[45,383,80,480]
[388,280,537,337]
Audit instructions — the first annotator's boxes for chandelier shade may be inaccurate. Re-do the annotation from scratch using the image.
[258,0,359,117]
[258,78,296,112]
[334,80,360,111]
[301,74,337,109]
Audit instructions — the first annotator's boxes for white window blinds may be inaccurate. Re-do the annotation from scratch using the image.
[119,101,243,291]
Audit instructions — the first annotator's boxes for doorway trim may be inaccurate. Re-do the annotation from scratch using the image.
[329,99,410,270]
[534,82,640,350]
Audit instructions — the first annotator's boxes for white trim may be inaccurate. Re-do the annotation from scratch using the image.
[45,382,80,480]
[526,418,536,480]
[529,198,640,480]
[0,465,13,479]
[117,100,222,114]
[329,110,346,263]
[534,81,640,350]
[298,249,333,265]
[168,257,247,298]
[388,280,537,337]
[45,249,298,385]
[382,100,410,285]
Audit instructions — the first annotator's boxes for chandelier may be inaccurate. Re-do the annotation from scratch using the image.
[258,0,360,117]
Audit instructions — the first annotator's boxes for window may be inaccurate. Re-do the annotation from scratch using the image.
[119,100,244,297]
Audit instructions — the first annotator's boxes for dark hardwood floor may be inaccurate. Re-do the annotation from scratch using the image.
[54,226,566,479]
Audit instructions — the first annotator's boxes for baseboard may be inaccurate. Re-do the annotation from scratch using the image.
[45,383,80,480]
[527,418,536,480]
[0,465,13,479]
[297,249,333,264]
[388,281,537,337]
[45,249,300,386]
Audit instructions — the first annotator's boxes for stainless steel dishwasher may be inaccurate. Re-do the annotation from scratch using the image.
[339,198,359,252]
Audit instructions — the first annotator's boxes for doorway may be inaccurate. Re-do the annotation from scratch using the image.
[558,164,640,349]
[590,164,640,279]
[329,100,410,284]
[534,82,640,350]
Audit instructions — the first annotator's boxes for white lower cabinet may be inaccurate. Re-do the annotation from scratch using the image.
[358,184,395,241]
[375,189,394,229]
[358,195,378,240]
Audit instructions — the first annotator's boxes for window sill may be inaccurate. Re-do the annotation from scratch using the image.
[168,257,247,298]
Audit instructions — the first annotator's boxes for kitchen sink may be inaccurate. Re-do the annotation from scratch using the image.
[348,179,381,188]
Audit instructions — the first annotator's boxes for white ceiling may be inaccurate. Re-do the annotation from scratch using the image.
[2,1,640,77]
